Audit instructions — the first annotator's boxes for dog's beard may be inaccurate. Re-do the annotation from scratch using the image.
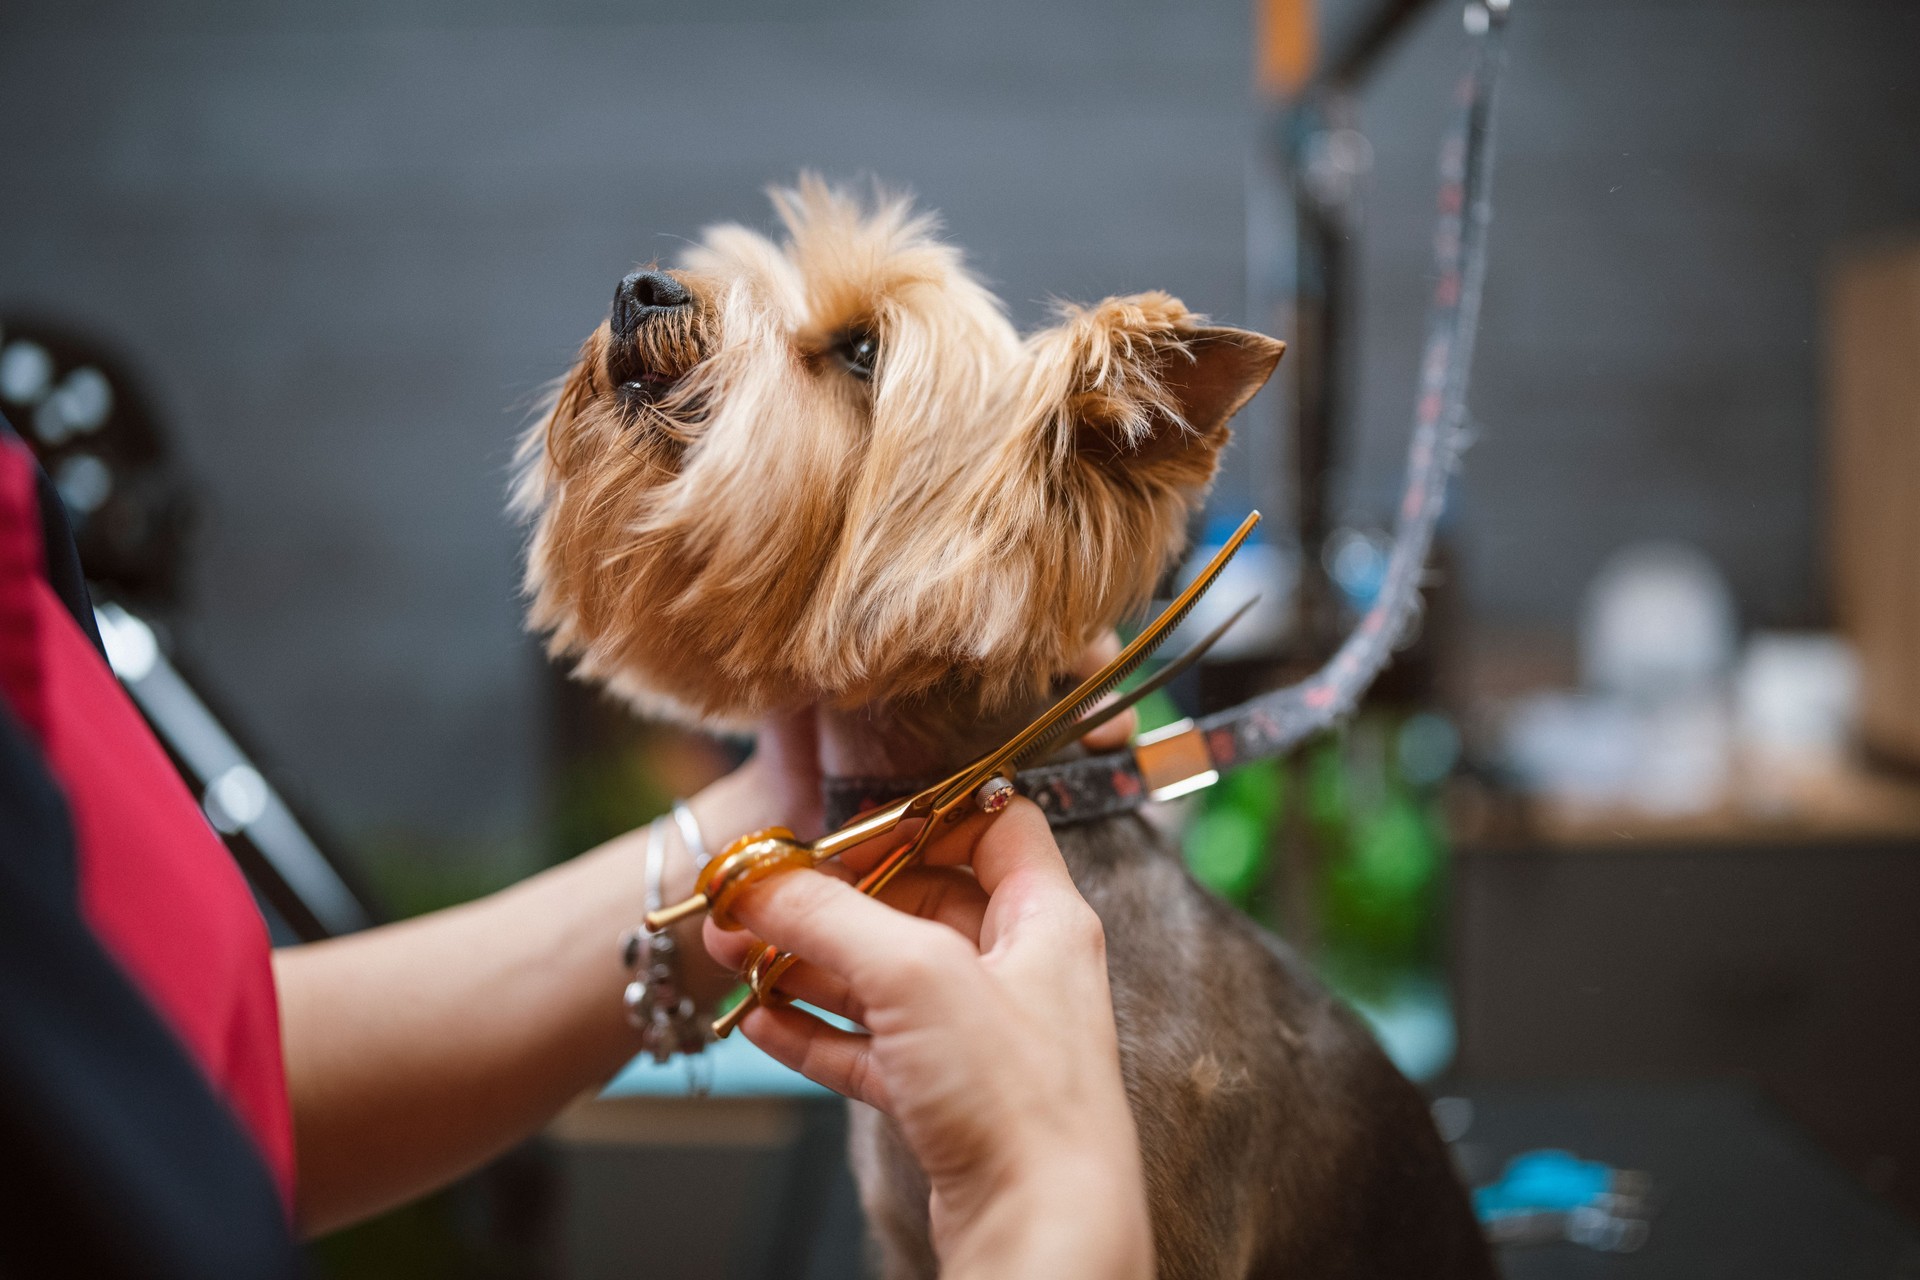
[607,296,707,383]
[605,312,713,443]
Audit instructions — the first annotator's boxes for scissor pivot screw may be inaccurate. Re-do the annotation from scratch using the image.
[976,776,1015,814]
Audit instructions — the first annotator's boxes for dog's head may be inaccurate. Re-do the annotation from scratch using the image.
[518,177,1283,730]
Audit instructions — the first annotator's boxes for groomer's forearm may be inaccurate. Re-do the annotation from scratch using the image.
[273,786,743,1236]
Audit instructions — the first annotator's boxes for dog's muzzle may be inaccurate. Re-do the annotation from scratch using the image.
[612,270,692,342]
[609,270,697,404]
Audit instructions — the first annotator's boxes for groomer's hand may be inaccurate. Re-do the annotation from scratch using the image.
[707,801,1152,1280]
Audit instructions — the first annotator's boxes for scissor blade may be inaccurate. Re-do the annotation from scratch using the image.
[1002,517,1258,772]
[917,512,1258,807]
[1034,594,1260,757]
[719,512,1262,1030]
[806,792,923,862]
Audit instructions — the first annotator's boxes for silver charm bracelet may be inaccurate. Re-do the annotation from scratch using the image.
[620,812,710,1063]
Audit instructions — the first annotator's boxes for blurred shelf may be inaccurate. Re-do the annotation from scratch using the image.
[1453,760,1920,852]
[550,1094,805,1150]
[546,1020,833,1155]
[1451,825,1920,1220]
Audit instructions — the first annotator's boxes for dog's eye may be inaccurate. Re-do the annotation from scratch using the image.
[830,328,879,381]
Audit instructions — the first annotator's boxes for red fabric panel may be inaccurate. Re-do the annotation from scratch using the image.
[0,441,49,740]
[0,438,296,1210]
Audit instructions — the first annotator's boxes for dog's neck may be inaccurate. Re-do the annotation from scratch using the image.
[816,697,1048,784]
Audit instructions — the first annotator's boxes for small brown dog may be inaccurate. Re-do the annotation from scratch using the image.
[518,178,1491,1279]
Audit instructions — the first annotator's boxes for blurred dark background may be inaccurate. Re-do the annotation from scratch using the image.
[5,0,1916,863]
[0,0,1258,867]
[6,0,1920,1276]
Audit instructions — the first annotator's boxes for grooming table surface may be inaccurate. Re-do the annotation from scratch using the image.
[601,1031,828,1100]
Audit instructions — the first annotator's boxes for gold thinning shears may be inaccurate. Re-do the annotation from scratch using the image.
[645,510,1262,1038]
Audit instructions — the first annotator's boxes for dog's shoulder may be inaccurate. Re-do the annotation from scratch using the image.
[1058,815,1493,1280]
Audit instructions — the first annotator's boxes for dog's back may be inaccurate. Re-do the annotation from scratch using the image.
[854,814,1492,1280]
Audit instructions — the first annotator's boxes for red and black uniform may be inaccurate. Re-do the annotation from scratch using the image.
[0,415,300,1276]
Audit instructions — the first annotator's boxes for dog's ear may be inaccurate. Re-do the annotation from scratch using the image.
[1159,326,1288,437]
[1033,294,1284,489]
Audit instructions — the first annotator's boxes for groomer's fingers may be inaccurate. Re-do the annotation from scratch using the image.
[754,958,867,1025]
[705,865,987,966]
[810,802,1079,968]
[710,804,1077,986]
[726,866,980,1007]
[833,807,997,877]
[1078,711,1135,753]
[967,798,1077,900]
[876,864,990,943]
[915,808,1002,869]
[703,866,991,1016]
[753,706,825,838]
[967,799,1107,978]
[740,1004,889,1111]
[703,854,859,972]
[833,823,927,877]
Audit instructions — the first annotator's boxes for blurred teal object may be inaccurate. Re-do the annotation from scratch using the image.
[1476,1150,1615,1216]
[1343,975,1456,1084]
[1474,1150,1653,1252]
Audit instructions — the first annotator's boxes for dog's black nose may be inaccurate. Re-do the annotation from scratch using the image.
[612,270,692,338]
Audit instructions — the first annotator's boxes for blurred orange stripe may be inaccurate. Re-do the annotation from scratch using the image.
[1257,0,1316,98]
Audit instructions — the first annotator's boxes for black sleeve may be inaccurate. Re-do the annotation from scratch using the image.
[0,672,301,1275]
[31,457,104,655]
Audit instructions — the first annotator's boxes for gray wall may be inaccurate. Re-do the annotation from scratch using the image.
[1345,0,1920,630]
[0,0,1253,850]
[3,0,1915,850]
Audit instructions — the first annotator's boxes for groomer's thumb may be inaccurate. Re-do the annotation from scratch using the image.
[970,800,1106,971]
[968,799,1072,897]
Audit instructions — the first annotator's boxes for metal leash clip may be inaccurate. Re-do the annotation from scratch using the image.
[644,510,1264,1038]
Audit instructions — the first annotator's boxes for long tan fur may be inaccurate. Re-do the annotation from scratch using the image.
[518,176,1284,732]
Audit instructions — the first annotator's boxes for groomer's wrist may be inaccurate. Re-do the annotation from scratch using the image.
[943,1156,1153,1280]
[653,814,736,1011]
